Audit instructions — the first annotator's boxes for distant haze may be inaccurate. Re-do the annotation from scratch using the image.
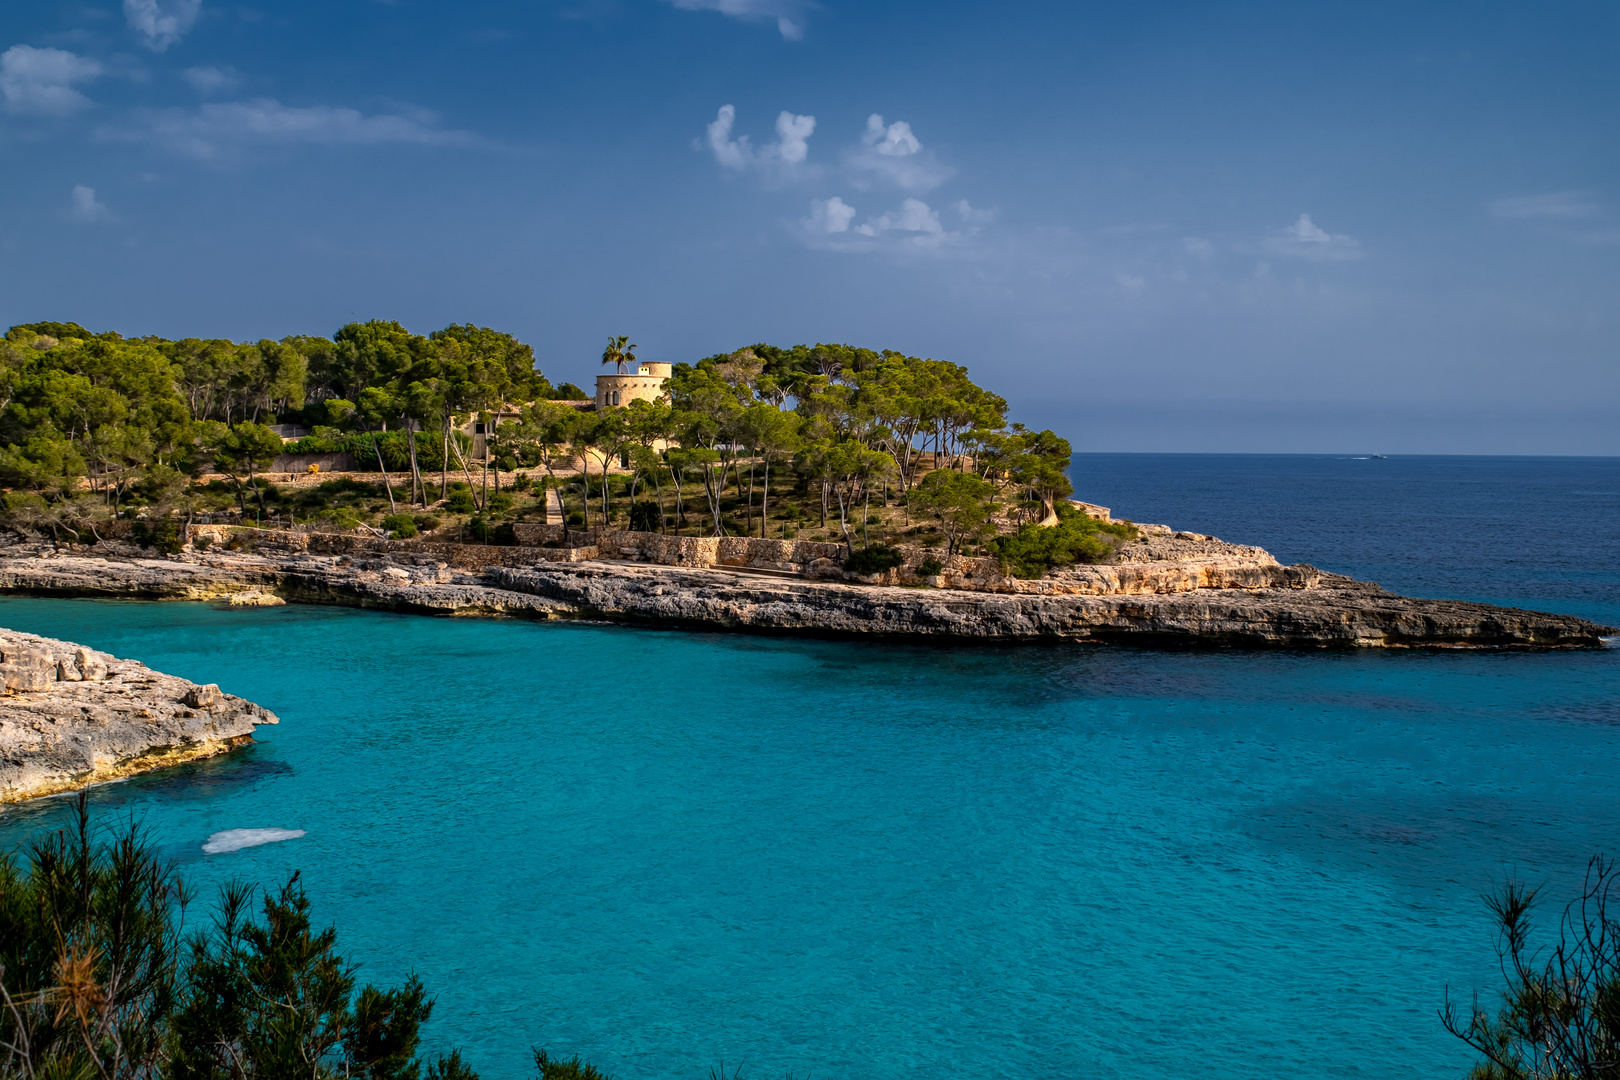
[1,1,1615,454]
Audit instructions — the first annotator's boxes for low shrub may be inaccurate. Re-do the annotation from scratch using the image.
[567,511,585,526]
[382,513,418,539]
[446,490,477,514]
[992,506,1138,579]
[916,556,943,577]
[628,501,661,532]
[488,492,514,515]
[414,514,441,532]
[844,544,905,575]
[131,519,183,555]
[192,534,213,552]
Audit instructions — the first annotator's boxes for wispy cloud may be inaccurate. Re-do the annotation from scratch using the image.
[666,0,810,40]
[180,65,239,95]
[111,98,475,159]
[0,45,103,115]
[802,196,987,254]
[69,184,109,222]
[845,113,950,192]
[704,104,816,175]
[1263,213,1362,261]
[1488,191,1600,220]
[124,0,202,52]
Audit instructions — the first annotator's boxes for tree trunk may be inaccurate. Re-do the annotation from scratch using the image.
[702,467,725,536]
[761,457,770,540]
[407,427,423,506]
[364,424,398,513]
[746,461,756,537]
[440,411,451,502]
[835,484,854,552]
[862,483,871,548]
[578,450,590,529]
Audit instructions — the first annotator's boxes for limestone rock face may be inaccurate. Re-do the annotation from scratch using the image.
[0,628,278,803]
[0,538,1612,650]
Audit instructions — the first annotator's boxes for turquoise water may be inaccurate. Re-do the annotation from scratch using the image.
[2,455,1618,1079]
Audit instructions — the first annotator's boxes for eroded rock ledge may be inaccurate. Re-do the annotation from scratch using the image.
[0,535,1611,649]
[0,627,278,803]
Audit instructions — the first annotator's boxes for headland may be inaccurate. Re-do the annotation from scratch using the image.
[0,517,1609,648]
[0,625,279,803]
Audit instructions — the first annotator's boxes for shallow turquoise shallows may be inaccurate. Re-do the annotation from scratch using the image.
[2,454,1618,1079]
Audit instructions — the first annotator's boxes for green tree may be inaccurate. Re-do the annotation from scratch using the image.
[1443,856,1620,1080]
[909,469,996,556]
[0,797,473,1080]
[599,335,635,376]
[199,421,283,514]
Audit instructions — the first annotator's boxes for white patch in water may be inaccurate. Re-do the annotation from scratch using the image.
[202,828,306,854]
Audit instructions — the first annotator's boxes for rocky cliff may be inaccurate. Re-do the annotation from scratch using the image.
[0,626,279,803]
[0,538,1611,648]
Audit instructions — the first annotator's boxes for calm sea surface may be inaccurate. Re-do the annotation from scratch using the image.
[1,454,1617,1079]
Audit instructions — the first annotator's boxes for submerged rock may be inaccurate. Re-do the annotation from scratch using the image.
[0,627,278,804]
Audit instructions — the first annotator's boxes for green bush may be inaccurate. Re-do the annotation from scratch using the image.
[992,506,1138,579]
[382,513,418,539]
[534,1049,613,1080]
[414,514,441,532]
[446,490,477,514]
[917,556,943,577]
[844,544,905,575]
[0,798,476,1080]
[488,492,514,515]
[131,519,183,555]
[628,501,661,532]
[567,511,585,526]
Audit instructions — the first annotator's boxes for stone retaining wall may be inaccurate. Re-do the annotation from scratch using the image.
[180,524,1307,596]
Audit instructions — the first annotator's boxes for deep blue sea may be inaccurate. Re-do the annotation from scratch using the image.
[1,454,1617,1079]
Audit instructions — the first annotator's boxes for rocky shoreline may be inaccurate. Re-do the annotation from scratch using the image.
[0,625,279,803]
[0,533,1612,648]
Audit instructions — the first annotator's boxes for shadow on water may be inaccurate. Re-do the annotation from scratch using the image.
[0,747,294,853]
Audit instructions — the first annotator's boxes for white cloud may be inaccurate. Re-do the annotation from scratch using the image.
[955,200,997,228]
[804,195,856,234]
[855,198,943,238]
[666,0,809,40]
[0,45,103,115]
[1488,192,1600,220]
[1114,272,1145,291]
[124,0,202,52]
[181,65,238,94]
[845,113,950,191]
[1263,213,1363,261]
[800,196,963,253]
[704,104,817,174]
[113,98,475,159]
[1182,236,1214,258]
[69,184,109,222]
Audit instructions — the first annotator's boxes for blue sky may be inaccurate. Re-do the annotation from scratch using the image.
[2,0,1616,452]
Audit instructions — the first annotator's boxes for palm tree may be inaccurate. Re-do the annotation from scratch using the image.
[600,335,637,375]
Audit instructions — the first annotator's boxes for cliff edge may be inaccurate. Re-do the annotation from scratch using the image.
[0,627,279,803]
[0,534,1611,648]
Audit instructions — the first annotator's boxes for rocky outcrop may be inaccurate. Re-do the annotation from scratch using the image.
[0,627,279,803]
[0,539,1610,649]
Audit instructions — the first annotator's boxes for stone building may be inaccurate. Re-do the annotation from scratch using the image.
[595,361,672,410]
